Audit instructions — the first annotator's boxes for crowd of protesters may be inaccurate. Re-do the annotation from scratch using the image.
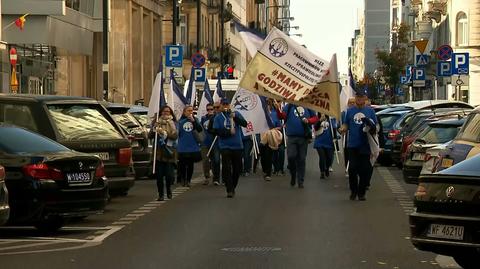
[150,92,378,202]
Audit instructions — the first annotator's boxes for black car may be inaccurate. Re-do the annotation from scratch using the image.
[402,118,465,184]
[410,153,480,269]
[0,94,135,195]
[0,164,9,226]
[103,103,152,179]
[376,109,410,165]
[0,125,108,231]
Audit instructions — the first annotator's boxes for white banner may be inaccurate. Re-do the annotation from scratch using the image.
[231,87,271,136]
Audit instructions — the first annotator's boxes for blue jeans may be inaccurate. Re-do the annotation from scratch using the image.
[287,136,309,184]
[316,147,334,173]
[273,143,285,173]
[242,138,253,173]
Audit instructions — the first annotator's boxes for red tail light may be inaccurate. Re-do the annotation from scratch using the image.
[415,184,428,198]
[0,166,5,181]
[117,148,132,166]
[388,129,401,140]
[95,161,105,178]
[22,163,63,180]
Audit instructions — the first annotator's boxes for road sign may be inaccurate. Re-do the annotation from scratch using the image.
[400,76,408,84]
[191,53,206,68]
[416,54,429,66]
[437,61,452,77]
[452,75,469,87]
[9,47,17,66]
[414,40,429,54]
[414,68,425,80]
[193,67,206,82]
[437,45,453,61]
[165,45,184,67]
[452,53,469,75]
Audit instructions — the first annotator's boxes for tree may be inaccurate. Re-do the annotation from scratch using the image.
[375,23,410,102]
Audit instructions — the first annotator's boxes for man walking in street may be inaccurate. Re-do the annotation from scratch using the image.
[275,102,318,188]
[341,97,356,177]
[201,103,221,185]
[339,92,377,201]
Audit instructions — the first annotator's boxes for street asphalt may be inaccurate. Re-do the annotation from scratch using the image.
[0,148,461,269]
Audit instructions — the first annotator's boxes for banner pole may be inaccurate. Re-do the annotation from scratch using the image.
[152,112,160,174]
[207,136,218,157]
[329,118,340,164]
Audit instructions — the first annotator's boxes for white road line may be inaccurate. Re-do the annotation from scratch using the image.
[132,210,151,213]
[0,241,61,251]
[119,217,138,221]
[112,221,131,225]
[436,255,461,268]
[139,206,157,210]
[126,213,145,217]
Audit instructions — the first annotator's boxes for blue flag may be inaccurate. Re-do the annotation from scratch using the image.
[213,77,225,103]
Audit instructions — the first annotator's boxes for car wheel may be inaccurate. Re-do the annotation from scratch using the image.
[35,216,64,233]
[454,252,477,269]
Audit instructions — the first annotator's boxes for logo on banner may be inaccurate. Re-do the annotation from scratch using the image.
[233,92,259,111]
[269,38,288,57]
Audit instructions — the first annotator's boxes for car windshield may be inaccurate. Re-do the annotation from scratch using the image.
[418,125,460,144]
[457,113,480,142]
[0,126,69,154]
[132,113,149,126]
[379,114,401,130]
[47,104,124,141]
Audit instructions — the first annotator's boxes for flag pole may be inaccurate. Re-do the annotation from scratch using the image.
[152,112,160,174]
[207,136,218,157]
[329,117,340,164]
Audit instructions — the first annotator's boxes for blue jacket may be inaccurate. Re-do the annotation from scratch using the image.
[281,104,317,137]
[201,114,215,147]
[213,110,248,150]
[177,116,202,153]
[270,108,282,128]
[314,118,337,149]
[345,106,377,154]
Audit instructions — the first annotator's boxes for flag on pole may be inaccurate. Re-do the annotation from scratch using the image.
[213,77,225,103]
[170,73,188,120]
[185,67,197,106]
[15,14,28,30]
[147,58,165,119]
[340,67,356,113]
[232,87,273,136]
[197,79,214,118]
[234,21,265,58]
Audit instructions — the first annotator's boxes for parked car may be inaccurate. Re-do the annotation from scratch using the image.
[420,141,451,175]
[103,103,152,179]
[435,106,480,172]
[403,118,465,184]
[0,125,108,231]
[128,105,150,128]
[0,94,135,195]
[0,164,9,226]
[376,109,411,165]
[410,153,480,269]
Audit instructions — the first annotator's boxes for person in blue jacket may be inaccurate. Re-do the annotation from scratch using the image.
[275,102,318,188]
[200,103,220,185]
[271,103,285,176]
[313,113,338,179]
[177,105,203,187]
[212,98,248,198]
[339,91,377,201]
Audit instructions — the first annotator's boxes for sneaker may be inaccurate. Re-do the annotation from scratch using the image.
[280,170,286,176]
[272,171,278,176]
[213,181,220,186]
[227,192,233,198]
[167,193,172,199]
[320,172,325,179]
[244,172,250,177]
[349,193,357,200]
[298,183,304,189]
[264,176,271,181]
[157,196,164,201]
[290,177,296,187]
[358,195,366,201]
[329,167,333,172]
[325,170,330,177]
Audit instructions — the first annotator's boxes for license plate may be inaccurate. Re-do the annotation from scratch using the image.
[66,172,91,185]
[412,153,425,161]
[441,158,454,168]
[94,152,110,161]
[427,224,464,240]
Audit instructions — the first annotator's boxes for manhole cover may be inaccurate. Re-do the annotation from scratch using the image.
[221,247,282,253]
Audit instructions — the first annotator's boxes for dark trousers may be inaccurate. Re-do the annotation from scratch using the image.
[155,161,174,197]
[260,144,273,177]
[316,147,334,173]
[242,139,253,173]
[201,146,221,181]
[348,148,372,197]
[287,136,309,184]
[221,149,243,193]
[272,143,285,173]
[178,156,195,184]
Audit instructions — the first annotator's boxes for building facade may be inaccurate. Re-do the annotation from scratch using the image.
[364,0,391,75]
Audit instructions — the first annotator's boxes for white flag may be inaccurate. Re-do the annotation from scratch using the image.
[197,79,214,118]
[171,78,188,120]
[231,87,272,136]
[147,71,162,119]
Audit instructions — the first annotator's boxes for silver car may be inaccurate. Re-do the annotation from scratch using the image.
[0,165,9,225]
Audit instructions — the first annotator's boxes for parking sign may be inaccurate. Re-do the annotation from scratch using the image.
[413,68,425,80]
[193,68,206,82]
[452,53,469,75]
[437,61,452,77]
[165,45,184,67]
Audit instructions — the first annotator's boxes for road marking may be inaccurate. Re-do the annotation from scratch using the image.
[112,221,132,225]
[126,213,145,217]
[0,241,60,251]
[132,210,151,213]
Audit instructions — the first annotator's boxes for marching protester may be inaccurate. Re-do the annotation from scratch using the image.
[200,103,221,185]
[341,97,356,177]
[271,101,286,176]
[313,113,338,179]
[259,99,283,181]
[339,91,377,201]
[241,133,253,177]
[212,98,248,198]
[275,102,318,188]
[150,106,178,201]
[177,105,203,187]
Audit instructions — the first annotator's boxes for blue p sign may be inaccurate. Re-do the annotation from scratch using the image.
[452,53,469,75]
[437,61,452,77]
[165,45,184,67]
[193,68,206,82]
[414,68,425,80]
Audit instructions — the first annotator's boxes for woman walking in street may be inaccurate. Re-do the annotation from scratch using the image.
[177,105,203,187]
[151,106,178,201]
[314,113,338,179]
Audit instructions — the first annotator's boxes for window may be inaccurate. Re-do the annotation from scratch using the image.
[0,127,69,154]
[419,125,459,144]
[458,113,480,142]
[0,104,38,132]
[457,12,468,46]
[47,104,124,141]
